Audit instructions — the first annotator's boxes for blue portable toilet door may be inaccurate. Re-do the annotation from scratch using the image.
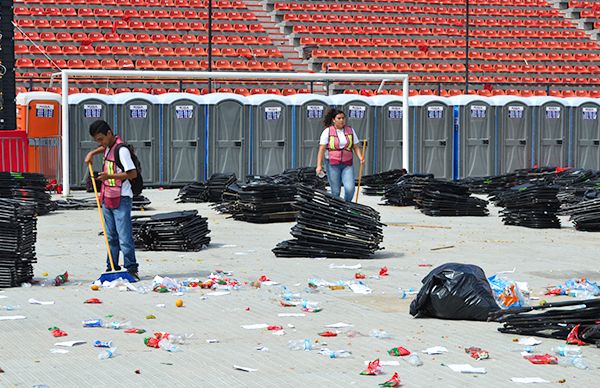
[211,99,246,179]
[379,103,404,172]
[71,98,111,187]
[537,102,567,168]
[573,102,600,169]
[462,102,494,178]
[418,103,452,179]
[166,101,202,184]
[297,101,328,168]
[500,103,531,174]
[343,102,373,174]
[119,100,159,185]
[254,101,289,176]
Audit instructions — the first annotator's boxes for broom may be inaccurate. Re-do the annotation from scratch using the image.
[355,140,368,203]
[88,163,137,283]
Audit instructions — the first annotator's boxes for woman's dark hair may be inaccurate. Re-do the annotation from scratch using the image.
[323,108,345,128]
[89,120,112,137]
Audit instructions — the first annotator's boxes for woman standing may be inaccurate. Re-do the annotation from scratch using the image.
[316,108,365,201]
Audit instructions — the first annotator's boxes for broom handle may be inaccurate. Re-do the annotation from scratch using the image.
[88,163,116,272]
[355,140,367,203]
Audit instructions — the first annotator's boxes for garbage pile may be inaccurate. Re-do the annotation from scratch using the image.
[382,174,434,206]
[418,181,489,216]
[176,173,237,203]
[226,182,297,223]
[273,186,384,259]
[410,263,500,321]
[132,210,210,251]
[492,184,561,228]
[491,298,600,345]
[0,199,37,287]
[0,172,56,215]
[360,169,407,196]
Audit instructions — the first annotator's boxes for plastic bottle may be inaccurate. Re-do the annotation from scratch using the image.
[0,304,20,311]
[158,338,180,352]
[320,349,352,358]
[82,319,103,328]
[164,333,193,344]
[288,339,312,351]
[551,346,582,357]
[98,348,116,360]
[369,329,391,339]
[572,356,589,370]
[407,354,423,367]
[104,321,131,330]
[94,340,113,348]
[512,346,534,353]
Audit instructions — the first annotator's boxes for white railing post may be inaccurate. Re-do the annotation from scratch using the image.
[61,72,70,196]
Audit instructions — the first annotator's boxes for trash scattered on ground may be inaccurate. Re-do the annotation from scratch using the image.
[545,278,599,299]
[369,329,392,339]
[524,354,558,365]
[49,348,69,354]
[465,347,490,360]
[422,346,448,355]
[93,340,113,348]
[28,298,54,305]
[98,348,117,360]
[54,340,86,347]
[488,274,529,309]
[84,298,102,304]
[48,327,67,337]
[379,372,401,387]
[411,263,500,321]
[360,359,383,375]
[175,299,184,307]
[233,365,257,372]
[206,339,219,344]
[430,245,455,251]
[288,339,312,351]
[388,346,410,356]
[0,315,26,320]
[319,331,337,337]
[447,364,487,374]
[517,337,542,346]
[54,272,69,286]
[329,264,361,270]
[510,377,550,384]
[241,323,268,330]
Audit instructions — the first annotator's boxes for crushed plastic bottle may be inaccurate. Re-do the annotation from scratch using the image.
[0,304,20,311]
[82,319,103,328]
[399,288,416,299]
[158,338,180,352]
[103,321,131,330]
[406,354,423,366]
[369,329,392,339]
[98,347,116,360]
[164,333,193,344]
[552,346,582,357]
[319,348,352,358]
[288,339,312,351]
[558,355,589,369]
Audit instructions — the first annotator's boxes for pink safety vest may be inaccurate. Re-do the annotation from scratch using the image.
[100,136,124,209]
[328,125,354,166]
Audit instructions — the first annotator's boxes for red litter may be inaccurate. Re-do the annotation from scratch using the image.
[258,275,270,282]
[360,359,382,375]
[84,298,102,304]
[379,266,389,276]
[355,273,366,279]
[524,354,558,365]
[319,331,338,337]
[379,372,401,387]
[267,325,283,331]
[465,346,489,360]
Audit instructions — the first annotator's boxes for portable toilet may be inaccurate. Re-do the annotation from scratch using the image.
[68,93,115,188]
[449,95,495,178]
[566,97,600,169]
[490,96,533,174]
[15,92,62,181]
[530,96,569,169]
[330,94,375,174]
[247,94,292,176]
[113,93,160,186]
[287,94,332,169]
[158,93,206,185]
[410,95,453,179]
[371,94,406,173]
[205,93,250,180]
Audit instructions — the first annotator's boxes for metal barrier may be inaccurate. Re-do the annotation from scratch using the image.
[0,135,28,172]
[28,136,61,183]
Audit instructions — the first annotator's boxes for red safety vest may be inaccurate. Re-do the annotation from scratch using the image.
[328,125,354,166]
[100,136,124,209]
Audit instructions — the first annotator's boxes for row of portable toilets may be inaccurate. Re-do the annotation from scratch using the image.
[15,92,600,187]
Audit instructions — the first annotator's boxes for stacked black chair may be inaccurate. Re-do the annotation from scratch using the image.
[273,186,384,259]
[0,172,56,215]
[230,182,297,223]
[0,199,37,287]
[383,174,435,206]
[176,173,237,203]
[360,169,407,196]
[418,180,489,216]
[132,210,210,251]
[560,189,600,231]
[493,184,561,229]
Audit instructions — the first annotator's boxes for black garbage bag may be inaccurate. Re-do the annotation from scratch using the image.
[410,263,500,321]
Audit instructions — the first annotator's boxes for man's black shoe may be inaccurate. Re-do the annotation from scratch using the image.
[127,270,140,281]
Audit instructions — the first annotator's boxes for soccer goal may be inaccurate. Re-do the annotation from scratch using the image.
[51,70,409,197]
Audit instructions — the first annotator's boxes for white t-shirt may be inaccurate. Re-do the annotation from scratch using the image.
[104,144,135,198]
[319,127,360,159]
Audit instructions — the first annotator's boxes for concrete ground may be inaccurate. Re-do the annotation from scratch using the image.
[0,188,598,387]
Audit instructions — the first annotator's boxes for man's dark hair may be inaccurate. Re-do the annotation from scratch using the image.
[89,120,112,137]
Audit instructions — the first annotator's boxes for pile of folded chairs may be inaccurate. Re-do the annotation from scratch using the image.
[177,173,237,203]
[0,199,37,287]
[560,188,600,231]
[273,186,384,259]
[0,172,56,215]
[132,210,211,251]
[360,169,407,196]
[383,174,435,206]
[418,180,489,216]
[492,183,561,228]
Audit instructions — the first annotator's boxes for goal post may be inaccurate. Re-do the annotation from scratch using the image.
[52,70,409,197]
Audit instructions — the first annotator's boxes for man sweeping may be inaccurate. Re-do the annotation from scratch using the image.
[85,120,140,282]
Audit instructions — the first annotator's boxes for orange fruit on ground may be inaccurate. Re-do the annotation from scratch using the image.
[175,299,184,308]
[91,284,100,291]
